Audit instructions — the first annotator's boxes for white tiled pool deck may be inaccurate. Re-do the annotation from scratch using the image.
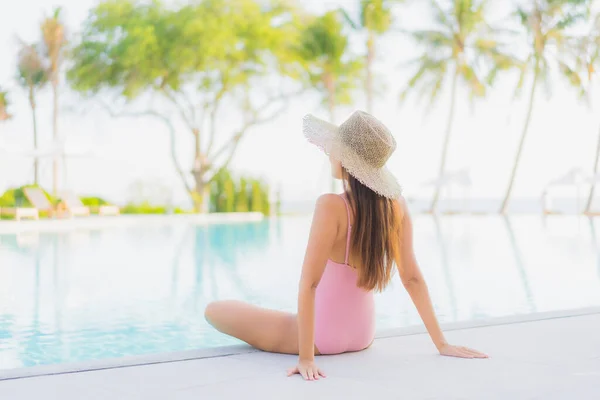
[1,309,599,400]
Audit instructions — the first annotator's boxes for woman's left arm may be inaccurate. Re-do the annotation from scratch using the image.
[396,199,488,359]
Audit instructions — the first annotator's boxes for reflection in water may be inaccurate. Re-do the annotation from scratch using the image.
[169,226,191,305]
[502,216,536,313]
[588,218,600,279]
[432,215,458,320]
[1,216,600,369]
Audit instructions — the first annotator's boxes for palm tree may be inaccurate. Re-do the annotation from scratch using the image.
[41,7,66,196]
[499,0,590,214]
[17,42,48,185]
[402,0,514,213]
[582,13,600,213]
[0,87,10,122]
[296,11,363,191]
[342,0,400,113]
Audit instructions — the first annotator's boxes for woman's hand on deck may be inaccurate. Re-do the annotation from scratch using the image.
[287,359,326,381]
[438,343,489,359]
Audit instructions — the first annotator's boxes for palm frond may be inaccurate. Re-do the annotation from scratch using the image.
[427,72,447,105]
[360,0,393,34]
[410,29,454,48]
[554,11,588,30]
[513,55,532,99]
[339,8,360,30]
[17,42,48,88]
[558,59,583,89]
[400,55,448,102]
[430,0,453,31]
[514,7,530,30]
[0,88,11,121]
[459,62,486,98]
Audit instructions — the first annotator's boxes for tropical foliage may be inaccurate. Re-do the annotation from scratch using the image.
[296,10,363,191]
[0,88,10,122]
[210,168,271,215]
[342,0,400,112]
[0,185,57,207]
[401,0,516,213]
[580,12,600,213]
[3,0,600,215]
[41,7,67,196]
[68,0,303,212]
[296,11,363,124]
[17,41,48,185]
[499,0,591,213]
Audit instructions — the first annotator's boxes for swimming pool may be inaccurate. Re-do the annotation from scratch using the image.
[1,215,600,370]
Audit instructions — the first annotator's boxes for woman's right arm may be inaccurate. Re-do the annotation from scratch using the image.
[288,194,339,380]
[395,198,488,358]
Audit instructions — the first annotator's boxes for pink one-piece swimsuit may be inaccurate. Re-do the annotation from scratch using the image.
[314,194,376,354]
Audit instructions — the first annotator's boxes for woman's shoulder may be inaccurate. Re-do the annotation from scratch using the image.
[311,194,346,228]
[314,193,346,212]
[316,193,343,204]
[393,196,410,222]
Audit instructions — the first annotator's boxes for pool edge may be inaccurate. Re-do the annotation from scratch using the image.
[2,306,600,381]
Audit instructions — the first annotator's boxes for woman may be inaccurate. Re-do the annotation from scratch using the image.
[204,111,488,381]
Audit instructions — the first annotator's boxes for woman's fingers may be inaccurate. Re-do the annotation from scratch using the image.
[440,344,489,359]
[454,349,473,358]
[300,368,308,380]
[461,347,487,358]
[465,347,489,358]
[288,366,327,380]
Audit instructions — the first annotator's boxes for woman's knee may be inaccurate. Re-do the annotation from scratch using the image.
[204,301,223,324]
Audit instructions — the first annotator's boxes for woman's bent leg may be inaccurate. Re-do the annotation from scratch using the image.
[205,300,319,355]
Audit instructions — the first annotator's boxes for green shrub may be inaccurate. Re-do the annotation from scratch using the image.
[121,202,166,214]
[80,196,109,207]
[235,177,249,212]
[209,168,271,215]
[0,185,57,207]
[249,179,264,213]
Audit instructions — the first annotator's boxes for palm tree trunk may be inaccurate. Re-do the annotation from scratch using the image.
[429,71,459,213]
[585,122,600,213]
[52,82,59,196]
[192,128,206,213]
[366,32,375,113]
[29,87,39,185]
[325,72,337,193]
[500,69,539,214]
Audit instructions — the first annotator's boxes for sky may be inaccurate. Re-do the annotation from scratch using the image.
[1,0,599,208]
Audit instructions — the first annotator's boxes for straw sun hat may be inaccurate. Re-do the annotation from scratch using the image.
[303,110,402,199]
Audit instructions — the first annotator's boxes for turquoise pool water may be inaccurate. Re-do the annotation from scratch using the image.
[1,215,600,369]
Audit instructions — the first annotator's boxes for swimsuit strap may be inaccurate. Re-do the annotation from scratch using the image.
[339,194,352,265]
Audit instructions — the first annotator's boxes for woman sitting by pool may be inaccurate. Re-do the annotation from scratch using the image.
[205,111,488,381]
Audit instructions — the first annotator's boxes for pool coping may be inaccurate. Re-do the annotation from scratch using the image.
[0,213,265,234]
[2,306,599,382]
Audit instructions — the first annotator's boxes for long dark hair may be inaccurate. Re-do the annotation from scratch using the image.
[343,169,403,292]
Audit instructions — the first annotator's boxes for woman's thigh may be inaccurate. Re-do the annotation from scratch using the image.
[205,300,320,355]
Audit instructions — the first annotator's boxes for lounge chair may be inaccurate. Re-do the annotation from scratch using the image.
[61,191,120,217]
[99,204,120,216]
[60,191,91,217]
[23,187,56,218]
[0,206,39,221]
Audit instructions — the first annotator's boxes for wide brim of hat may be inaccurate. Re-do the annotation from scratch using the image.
[303,114,402,199]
